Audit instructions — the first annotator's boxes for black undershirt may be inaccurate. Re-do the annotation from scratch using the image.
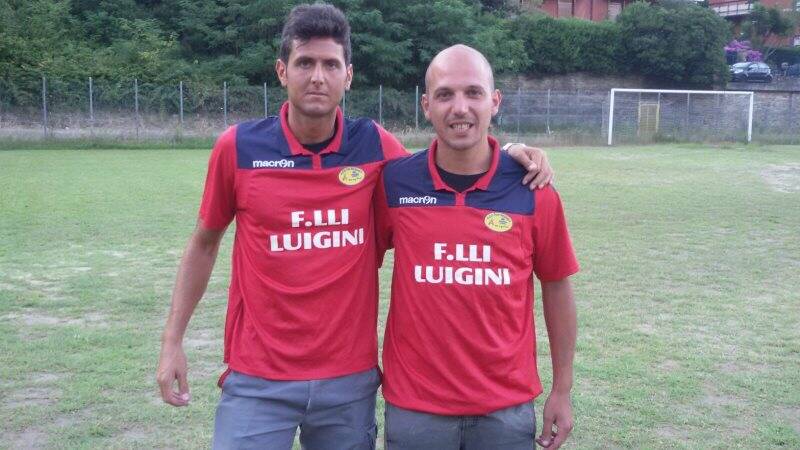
[436,165,486,193]
[301,123,337,154]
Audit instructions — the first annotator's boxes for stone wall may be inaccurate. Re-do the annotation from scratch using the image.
[493,74,800,143]
[498,73,650,92]
[727,76,800,92]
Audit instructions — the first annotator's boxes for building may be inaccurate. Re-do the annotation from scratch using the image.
[510,0,637,21]
[708,0,800,47]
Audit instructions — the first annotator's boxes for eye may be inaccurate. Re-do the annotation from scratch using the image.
[436,91,452,100]
[297,59,312,68]
[467,88,483,98]
[326,61,339,69]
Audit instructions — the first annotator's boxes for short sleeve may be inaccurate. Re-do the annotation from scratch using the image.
[531,186,580,281]
[375,122,410,160]
[198,125,238,230]
[373,172,394,267]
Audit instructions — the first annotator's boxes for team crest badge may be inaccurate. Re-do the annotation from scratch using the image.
[338,167,365,186]
[484,212,513,232]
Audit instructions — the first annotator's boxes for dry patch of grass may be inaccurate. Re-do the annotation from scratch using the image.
[761,163,800,193]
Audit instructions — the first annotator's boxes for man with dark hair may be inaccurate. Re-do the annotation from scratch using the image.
[156,4,554,449]
[279,3,352,65]
[376,45,578,450]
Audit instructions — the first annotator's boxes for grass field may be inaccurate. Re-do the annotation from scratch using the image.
[1,143,799,449]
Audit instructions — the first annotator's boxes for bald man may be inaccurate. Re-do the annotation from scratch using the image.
[375,45,579,450]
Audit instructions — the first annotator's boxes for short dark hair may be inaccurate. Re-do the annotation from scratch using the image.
[279,3,352,65]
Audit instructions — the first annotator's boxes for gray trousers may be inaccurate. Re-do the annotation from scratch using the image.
[384,401,536,450]
[212,368,380,450]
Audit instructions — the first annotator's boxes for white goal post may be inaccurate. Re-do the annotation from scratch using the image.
[607,88,755,146]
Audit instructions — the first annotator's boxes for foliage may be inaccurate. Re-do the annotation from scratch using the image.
[740,4,796,61]
[725,40,763,62]
[0,0,746,108]
[617,1,730,86]
[766,47,800,66]
[511,14,621,75]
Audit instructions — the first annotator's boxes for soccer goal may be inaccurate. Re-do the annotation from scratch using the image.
[606,88,754,145]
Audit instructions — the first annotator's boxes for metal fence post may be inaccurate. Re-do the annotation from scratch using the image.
[263,82,268,117]
[607,89,615,146]
[415,85,419,129]
[88,76,94,135]
[42,76,48,138]
[516,86,521,137]
[134,78,140,140]
[223,81,228,127]
[686,93,691,136]
[378,85,383,125]
[747,92,754,143]
[546,89,551,134]
[179,81,184,127]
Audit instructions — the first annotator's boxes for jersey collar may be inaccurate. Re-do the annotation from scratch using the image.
[427,135,501,193]
[279,101,345,157]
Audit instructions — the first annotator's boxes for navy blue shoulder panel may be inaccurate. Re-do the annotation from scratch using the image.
[322,117,385,168]
[466,152,534,215]
[235,117,313,170]
[383,150,455,207]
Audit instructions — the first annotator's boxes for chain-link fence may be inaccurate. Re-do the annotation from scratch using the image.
[1,77,799,145]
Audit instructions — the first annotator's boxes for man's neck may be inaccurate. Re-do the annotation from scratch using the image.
[435,136,492,175]
[286,103,337,145]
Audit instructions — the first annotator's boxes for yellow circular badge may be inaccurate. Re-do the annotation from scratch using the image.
[484,212,513,232]
[338,167,365,186]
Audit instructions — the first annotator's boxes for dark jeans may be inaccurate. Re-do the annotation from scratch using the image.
[212,368,380,450]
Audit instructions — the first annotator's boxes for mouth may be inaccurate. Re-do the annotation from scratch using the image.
[449,122,473,132]
[307,92,328,97]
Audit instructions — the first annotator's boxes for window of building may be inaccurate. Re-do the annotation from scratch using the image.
[558,0,573,17]
[794,35,800,47]
[608,1,622,20]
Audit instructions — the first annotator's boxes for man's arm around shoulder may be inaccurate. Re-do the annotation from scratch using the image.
[156,222,226,407]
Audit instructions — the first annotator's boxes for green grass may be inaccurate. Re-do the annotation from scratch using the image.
[1,144,799,449]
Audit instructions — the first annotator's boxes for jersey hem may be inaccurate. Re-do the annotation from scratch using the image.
[383,388,543,416]
[226,359,379,382]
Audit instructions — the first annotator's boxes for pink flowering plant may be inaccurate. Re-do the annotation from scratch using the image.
[725,40,763,62]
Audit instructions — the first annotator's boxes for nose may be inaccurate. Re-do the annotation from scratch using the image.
[452,93,468,115]
[311,63,324,85]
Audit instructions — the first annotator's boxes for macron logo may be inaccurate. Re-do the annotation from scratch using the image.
[253,159,295,168]
[398,195,437,205]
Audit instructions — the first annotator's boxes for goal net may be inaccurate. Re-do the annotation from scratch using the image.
[607,88,754,145]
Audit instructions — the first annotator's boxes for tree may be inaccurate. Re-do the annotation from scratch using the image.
[618,2,730,86]
[339,3,414,87]
[740,4,796,61]
[509,15,621,75]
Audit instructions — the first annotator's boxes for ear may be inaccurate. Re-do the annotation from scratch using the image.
[345,64,353,91]
[276,59,288,87]
[421,93,431,120]
[491,89,502,117]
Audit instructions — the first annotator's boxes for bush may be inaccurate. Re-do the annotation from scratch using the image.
[510,15,622,75]
[767,47,800,67]
[617,2,730,86]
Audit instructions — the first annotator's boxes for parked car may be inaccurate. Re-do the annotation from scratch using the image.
[729,62,773,82]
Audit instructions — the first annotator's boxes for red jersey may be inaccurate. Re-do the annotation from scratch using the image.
[376,137,579,415]
[199,102,407,381]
